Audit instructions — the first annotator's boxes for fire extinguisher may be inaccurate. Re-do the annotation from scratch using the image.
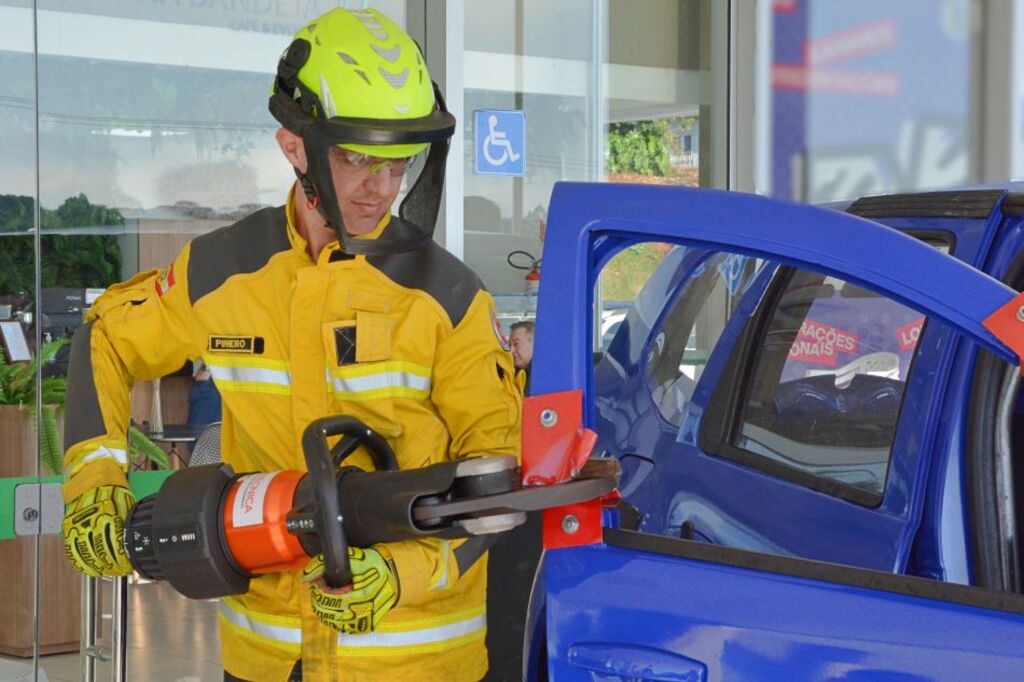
[507,250,541,294]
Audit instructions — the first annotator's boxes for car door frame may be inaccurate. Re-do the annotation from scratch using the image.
[533,184,1024,556]
[548,186,1019,573]
[534,183,1024,405]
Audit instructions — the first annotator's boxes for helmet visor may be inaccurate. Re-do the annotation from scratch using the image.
[270,79,455,254]
[300,113,450,254]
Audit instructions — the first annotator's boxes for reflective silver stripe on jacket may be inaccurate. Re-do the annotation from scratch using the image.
[326,362,431,401]
[220,599,485,655]
[337,612,486,650]
[206,359,292,395]
[220,599,302,646]
[69,445,128,473]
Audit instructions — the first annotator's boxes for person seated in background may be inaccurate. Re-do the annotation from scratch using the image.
[510,320,534,394]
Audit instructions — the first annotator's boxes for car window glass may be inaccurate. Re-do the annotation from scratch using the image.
[597,242,679,356]
[731,268,926,502]
[646,252,760,426]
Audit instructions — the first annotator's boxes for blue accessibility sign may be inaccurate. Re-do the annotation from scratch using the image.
[475,109,525,176]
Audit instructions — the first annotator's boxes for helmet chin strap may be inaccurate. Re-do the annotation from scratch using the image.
[294,165,367,251]
[294,159,430,257]
[295,167,327,219]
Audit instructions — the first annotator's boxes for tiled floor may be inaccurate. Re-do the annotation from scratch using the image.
[1,583,223,682]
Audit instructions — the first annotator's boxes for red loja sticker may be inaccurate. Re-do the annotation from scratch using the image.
[897,317,925,352]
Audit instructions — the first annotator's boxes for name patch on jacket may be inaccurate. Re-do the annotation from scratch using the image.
[208,335,264,354]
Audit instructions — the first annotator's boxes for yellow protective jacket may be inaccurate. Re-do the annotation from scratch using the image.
[62,190,522,682]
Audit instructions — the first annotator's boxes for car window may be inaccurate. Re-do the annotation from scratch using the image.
[730,268,926,503]
[599,309,627,352]
[646,253,760,425]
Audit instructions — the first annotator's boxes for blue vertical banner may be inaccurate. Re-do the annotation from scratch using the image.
[475,109,526,176]
[770,0,972,203]
[771,0,809,201]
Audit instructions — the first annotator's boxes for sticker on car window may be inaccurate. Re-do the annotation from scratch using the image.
[789,318,860,367]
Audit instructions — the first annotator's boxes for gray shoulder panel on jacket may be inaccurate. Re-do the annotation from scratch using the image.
[367,218,486,327]
[64,322,106,453]
[187,206,291,305]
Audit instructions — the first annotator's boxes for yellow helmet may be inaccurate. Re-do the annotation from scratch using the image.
[269,7,455,251]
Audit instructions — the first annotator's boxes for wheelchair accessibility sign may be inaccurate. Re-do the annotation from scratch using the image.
[475,109,525,176]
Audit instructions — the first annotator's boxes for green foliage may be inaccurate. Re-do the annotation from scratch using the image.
[39,405,62,478]
[0,338,68,407]
[129,425,169,470]
[0,338,168,474]
[606,119,672,177]
[0,194,37,231]
[0,233,33,299]
[0,194,124,297]
[0,339,69,476]
[600,243,673,302]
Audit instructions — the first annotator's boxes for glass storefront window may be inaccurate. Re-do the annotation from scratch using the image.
[4,3,411,679]
[463,0,730,330]
[0,2,46,679]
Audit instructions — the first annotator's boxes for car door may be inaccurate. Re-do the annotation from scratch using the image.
[543,532,1024,680]
[590,190,1010,573]
[528,182,1024,679]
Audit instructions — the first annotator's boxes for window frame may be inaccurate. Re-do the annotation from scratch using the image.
[699,231,955,508]
[966,241,1024,592]
[642,250,724,427]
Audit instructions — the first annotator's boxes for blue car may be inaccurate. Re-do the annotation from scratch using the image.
[523,183,1024,680]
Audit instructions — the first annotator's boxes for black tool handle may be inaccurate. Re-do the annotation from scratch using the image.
[329,421,398,472]
[301,416,398,588]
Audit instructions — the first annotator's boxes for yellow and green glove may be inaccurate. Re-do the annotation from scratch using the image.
[62,485,135,577]
[303,546,400,634]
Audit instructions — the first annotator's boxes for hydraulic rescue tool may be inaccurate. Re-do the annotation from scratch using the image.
[124,415,619,599]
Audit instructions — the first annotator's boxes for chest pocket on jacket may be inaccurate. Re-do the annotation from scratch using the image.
[323,313,424,439]
[323,312,392,367]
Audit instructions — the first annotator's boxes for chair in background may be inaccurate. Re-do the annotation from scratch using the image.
[188,422,222,467]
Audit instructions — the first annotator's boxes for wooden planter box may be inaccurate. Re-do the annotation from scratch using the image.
[0,405,80,657]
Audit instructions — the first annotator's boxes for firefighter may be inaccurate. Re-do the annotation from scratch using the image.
[60,7,521,681]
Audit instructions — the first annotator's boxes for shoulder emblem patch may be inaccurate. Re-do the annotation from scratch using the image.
[155,264,175,297]
[490,309,511,352]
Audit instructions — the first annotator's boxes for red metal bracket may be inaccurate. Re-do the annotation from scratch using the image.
[522,390,596,485]
[522,390,610,550]
[982,291,1024,375]
[542,501,603,550]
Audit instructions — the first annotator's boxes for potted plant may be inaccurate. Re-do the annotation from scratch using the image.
[0,338,78,656]
[1,339,168,474]
[0,339,167,656]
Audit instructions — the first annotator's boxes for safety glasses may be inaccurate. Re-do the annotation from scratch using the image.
[328,148,420,180]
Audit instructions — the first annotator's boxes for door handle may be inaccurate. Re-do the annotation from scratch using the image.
[567,642,707,681]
